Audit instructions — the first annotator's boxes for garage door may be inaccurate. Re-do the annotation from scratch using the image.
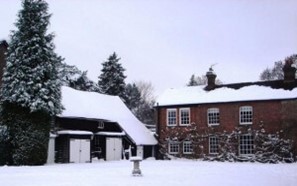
[106,138,122,161]
[70,139,90,163]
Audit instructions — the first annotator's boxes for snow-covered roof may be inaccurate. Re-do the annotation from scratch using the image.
[60,86,157,145]
[156,85,297,106]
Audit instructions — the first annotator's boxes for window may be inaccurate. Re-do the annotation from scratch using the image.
[239,134,254,155]
[167,109,177,126]
[183,141,193,154]
[208,108,220,126]
[240,106,253,125]
[209,136,219,154]
[97,121,104,129]
[168,142,179,154]
[180,108,190,126]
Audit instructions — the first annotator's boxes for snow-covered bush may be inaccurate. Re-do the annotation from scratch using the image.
[160,124,295,163]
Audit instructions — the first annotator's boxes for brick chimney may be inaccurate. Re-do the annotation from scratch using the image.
[283,57,296,83]
[205,67,217,91]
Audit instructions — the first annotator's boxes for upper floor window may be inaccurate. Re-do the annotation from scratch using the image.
[183,141,193,154]
[240,106,253,125]
[207,108,220,126]
[180,108,190,126]
[168,142,179,154]
[167,109,177,126]
[239,134,254,155]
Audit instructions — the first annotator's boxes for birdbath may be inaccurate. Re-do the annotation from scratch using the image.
[130,156,142,176]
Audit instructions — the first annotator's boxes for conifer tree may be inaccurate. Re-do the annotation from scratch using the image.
[125,83,142,112]
[0,0,63,165]
[98,52,126,98]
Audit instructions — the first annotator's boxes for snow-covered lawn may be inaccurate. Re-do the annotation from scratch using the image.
[0,159,296,186]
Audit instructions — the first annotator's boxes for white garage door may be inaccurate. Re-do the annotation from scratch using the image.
[70,139,90,163]
[106,138,122,161]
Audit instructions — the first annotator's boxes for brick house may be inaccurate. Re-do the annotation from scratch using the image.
[155,62,297,160]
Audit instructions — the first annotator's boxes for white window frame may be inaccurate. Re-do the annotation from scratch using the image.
[239,134,254,156]
[167,109,177,126]
[168,142,179,154]
[183,141,193,154]
[207,108,220,126]
[179,108,190,126]
[209,136,219,155]
[239,106,253,125]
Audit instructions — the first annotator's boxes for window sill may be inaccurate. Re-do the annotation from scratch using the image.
[183,152,193,155]
[167,124,177,127]
[208,124,220,127]
[239,123,253,125]
[179,124,191,127]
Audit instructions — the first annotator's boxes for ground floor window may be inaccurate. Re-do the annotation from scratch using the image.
[183,141,193,154]
[239,134,254,155]
[209,136,219,154]
[168,142,179,154]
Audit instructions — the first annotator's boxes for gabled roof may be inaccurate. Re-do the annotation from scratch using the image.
[60,86,157,145]
[156,84,297,107]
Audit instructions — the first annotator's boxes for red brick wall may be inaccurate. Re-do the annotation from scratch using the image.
[157,100,288,157]
[281,100,297,154]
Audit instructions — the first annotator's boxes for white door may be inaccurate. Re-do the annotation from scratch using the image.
[137,146,143,159]
[106,138,122,161]
[80,139,90,163]
[70,139,90,163]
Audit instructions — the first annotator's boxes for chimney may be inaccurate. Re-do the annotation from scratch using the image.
[205,67,217,91]
[283,57,296,83]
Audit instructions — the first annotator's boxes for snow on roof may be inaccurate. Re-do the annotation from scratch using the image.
[57,130,93,135]
[60,86,157,145]
[156,85,297,106]
[95,131,126,136]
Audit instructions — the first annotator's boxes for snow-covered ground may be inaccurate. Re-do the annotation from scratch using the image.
[0,159,296,186]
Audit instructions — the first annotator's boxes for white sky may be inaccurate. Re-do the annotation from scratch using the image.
[1,0,296,96]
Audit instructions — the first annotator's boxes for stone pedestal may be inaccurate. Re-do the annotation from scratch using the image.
[130,156,142,176]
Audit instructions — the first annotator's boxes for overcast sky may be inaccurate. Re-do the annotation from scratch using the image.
[1,0,296,96]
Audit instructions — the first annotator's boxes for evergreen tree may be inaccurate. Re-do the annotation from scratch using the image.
[0,0,63,165]
[187,74,199,86]
[70,71,100,92]
[124,83,142,112]
[124,82,156,124]
[98,52,126,98]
